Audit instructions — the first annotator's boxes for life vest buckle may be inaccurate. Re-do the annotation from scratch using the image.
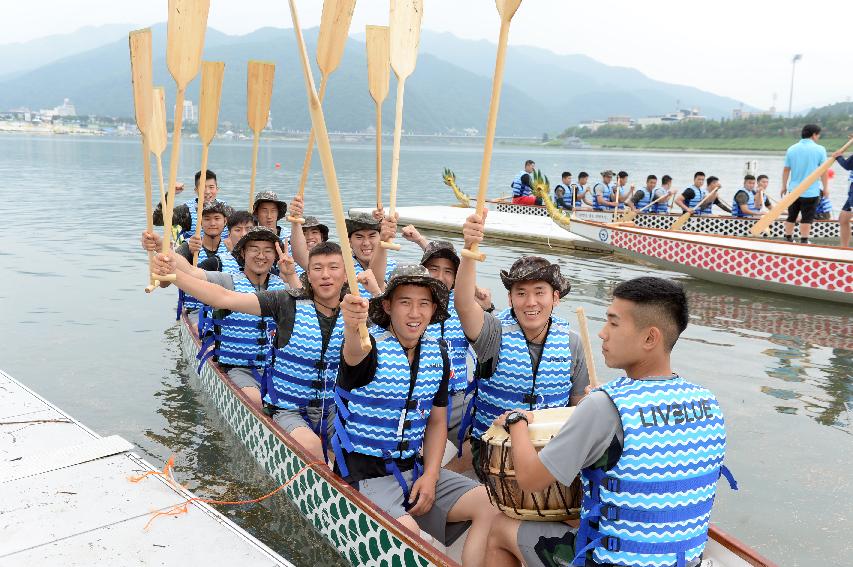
[522,393,537,405]
[605,477,620,492]
[600,505,620,521]
[603,536,621,552]
[397,440,410,452]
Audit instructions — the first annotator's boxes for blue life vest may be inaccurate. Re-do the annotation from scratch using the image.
[426,290,472,394]
[683,186,712,215]
[196,272,285,374]
[180,198,230,242]
[511,170,531,197]
[352,256,397,298]
[469,312,573,439]
[263,299,343,413]
[178,239,232,314]
[636,188,669,214]
[731,189,761,218]
[816,196,833,215]
[573,376,735,567]
[592,183,618,211]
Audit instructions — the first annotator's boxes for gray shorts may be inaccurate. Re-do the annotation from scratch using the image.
[226,366,260,390]
[273,404,336,437]
[358,468,478,546]
[447,390,469,450]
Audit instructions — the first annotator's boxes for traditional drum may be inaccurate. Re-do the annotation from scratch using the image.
[479,407,583,521]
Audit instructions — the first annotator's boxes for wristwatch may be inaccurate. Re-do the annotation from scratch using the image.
[504,411,528,433]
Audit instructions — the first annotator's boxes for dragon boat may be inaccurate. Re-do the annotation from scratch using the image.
[179,314,777,566]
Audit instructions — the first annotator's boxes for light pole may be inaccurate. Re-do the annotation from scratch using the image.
[788,54,802,118]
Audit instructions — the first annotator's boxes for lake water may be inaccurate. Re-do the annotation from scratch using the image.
[0,134,851,566]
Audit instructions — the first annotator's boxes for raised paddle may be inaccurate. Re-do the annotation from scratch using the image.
[575,307,599,389]
[461,0,522,261]
[380,0,424,251]
[288,0,371,352]
[246,60,275,211]
[192,61,225,266]
[750,136,853,236]
[164,0,210,274]
[287,0,358,225]
[366,25,391,212]
[129,28,161,293]
[670,187,719,231]
[149,87,176,283]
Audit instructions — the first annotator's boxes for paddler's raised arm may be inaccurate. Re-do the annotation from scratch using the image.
[288,195,309,270]
[370,209,398,292]
[152,252,263,316]
[455,210,488,341]
[340,293,371,366]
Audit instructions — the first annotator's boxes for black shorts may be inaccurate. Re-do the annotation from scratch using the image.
[843,188,853,212]
[786,196,820,224]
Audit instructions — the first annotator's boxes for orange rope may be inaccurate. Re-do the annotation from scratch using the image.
[130,455,323,530]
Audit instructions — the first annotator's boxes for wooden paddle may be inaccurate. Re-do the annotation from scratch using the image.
[670,187,719,231]
[288,0,371,352]
[164,0,210,270]
[192,61,225,266]
[575,307,599,389]
[750,136,853,236]
[149,87,169,210]
[462,0,522,261]
[380,0,424,251]
[287,0,357,224]
[366,25,391,212]
[129,29,161,293]
[246,60,276,211]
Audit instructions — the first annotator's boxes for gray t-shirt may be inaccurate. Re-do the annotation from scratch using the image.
[256,289,338,349]
[471,311,589,399]
[205,270,236,290]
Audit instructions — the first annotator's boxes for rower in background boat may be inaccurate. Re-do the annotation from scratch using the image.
[731,174,773,218]
[153,169,230,242]
[613,171,637,212]
[455,210,590,472]
[334,265,500,567]
[485,277,737,567]
[511,159,541,206]
[554,172,583,211]
[630,174,672,213]
[675,172,732,215]
[832,148,853,247]
[577,171,593,207]
[591,170,618,211]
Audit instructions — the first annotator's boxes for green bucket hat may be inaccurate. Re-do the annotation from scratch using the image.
[231,226,280,266]
[420,240,460,271]
[500,256,571,298]
[201,199,233,218]
[252,191,288,220]
[368,264,450,329]
[302,216,329,241]
[345,217,380,237]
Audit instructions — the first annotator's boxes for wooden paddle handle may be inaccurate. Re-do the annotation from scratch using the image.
[288,76,330,225]
[380,241,401,250]
[575,307,599,389]
[152,273,177,282]
[192,146,210,266]
[751,135,853,236]
[248,132,260,210]
[375,101,383,210]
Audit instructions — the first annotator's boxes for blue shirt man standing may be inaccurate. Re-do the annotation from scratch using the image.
[781,124,829,243]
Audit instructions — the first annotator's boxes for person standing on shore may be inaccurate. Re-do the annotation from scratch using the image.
[781,124,829,244]
[832,150,853,247]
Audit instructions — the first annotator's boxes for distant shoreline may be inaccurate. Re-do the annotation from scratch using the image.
[577,136,850,154]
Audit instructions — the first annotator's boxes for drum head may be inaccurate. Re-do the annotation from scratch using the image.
[483,406,575,446]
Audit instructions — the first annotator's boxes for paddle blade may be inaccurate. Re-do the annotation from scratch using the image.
[149,87,168,156]
[129,29,153,136]
[495,0,523,20]
[166,0,210,89]
[366,25,391,104]
[389,0,423,79]
[317,0,357,75]
[198,61,225,145]
[670,211,692,231]
[247,61,276,133]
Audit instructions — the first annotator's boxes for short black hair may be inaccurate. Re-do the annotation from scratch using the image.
[194,169,217,187]
[618,171,628,179]
[744,174,756,182]
[525,159,535,167]
[661,175,672,184]
[308,240,343,260]
[801,124,821,139]
[757,174,769,182]
[694,171,705,180]
[562,171,572,179]
[646,174,658,181]
[613,276,688,351]
[227,210,256,229]
[706,176,719,185]
[578,171,589,180]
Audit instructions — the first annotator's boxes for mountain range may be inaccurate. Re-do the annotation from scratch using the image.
[0,24,751,136]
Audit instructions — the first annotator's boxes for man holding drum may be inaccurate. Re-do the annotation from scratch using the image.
[485,277,736,567]
[455,211,590,470]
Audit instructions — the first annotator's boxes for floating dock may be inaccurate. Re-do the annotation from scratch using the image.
[349,205,607,252]
[0,369,292,566]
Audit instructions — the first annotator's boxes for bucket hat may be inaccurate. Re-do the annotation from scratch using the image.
[368,264,450,329]
[499,256,571,298]
[252,191,287,220]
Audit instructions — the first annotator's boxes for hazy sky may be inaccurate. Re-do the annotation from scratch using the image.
[2,0,848,111]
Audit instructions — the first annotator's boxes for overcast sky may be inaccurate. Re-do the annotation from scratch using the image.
[2,0,848,111]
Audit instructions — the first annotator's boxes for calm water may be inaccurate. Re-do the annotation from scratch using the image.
[0,134,851,566]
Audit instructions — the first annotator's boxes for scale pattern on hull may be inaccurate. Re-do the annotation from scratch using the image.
[179,322,437,567]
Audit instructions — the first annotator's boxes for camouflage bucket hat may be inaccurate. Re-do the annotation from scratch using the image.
[499,256,571,298]
[345,217,380,237]
[368,264,450,329]
[600,169,616,177]
[420,240,460,270]
[252,191,287,219]
[231,226,280,266]
[201,199,233,218]
[302,216,329,241]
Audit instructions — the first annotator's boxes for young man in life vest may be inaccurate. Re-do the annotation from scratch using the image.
[631,175,672,214]
[592,170,618,211]
[613,171,636,212]
[252,190,289,239]
[346,215,398,297]
[511,160,539,205]
[455,210,590,469]
[154,169,225,241]
[485,277,736,567]
[153,239,364,461]
[335,265,499,567]
[731,174,772,218]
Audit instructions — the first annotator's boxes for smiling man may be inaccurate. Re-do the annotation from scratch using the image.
[346,216,397,297]
[484,277,735,567]
[454,210,589,468]
[333,265,498,567]
[153,169,227,241]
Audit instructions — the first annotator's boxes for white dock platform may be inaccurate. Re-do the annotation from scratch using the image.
[0,369,292,566]
[349,205,606,252]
